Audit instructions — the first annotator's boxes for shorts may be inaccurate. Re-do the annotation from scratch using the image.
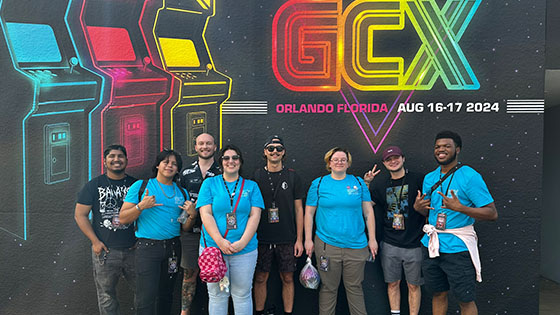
[180,232,201,269]
[255,243,296,273]
[422,246,476,302]
[380,242,423,286]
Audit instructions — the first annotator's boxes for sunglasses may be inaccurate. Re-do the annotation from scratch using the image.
[266,146,285,152]
[222,155,240,161]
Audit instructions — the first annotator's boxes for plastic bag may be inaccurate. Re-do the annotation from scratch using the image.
[299,257,320,289]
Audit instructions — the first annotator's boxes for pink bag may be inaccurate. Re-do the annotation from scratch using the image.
[198,179,245,283]
[198,246,227,283]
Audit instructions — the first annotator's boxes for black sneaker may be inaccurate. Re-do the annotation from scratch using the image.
[265,305,277,315]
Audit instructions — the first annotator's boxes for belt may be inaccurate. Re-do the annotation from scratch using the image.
[137,236,180,247]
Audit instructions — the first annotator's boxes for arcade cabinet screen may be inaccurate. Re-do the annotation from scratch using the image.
[158,37,201,68]
[6,22,62,63]
[87,26,136,62]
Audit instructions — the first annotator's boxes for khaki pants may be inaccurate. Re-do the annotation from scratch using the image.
[314,236,369,315]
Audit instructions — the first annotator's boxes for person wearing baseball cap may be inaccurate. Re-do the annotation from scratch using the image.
[253,135,305,315]
[365,145,426,315]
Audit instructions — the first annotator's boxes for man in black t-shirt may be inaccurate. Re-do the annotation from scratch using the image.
[253,135,305,315]
[365,146,425,315]
[75,144,137,315]
[178,133,221,315]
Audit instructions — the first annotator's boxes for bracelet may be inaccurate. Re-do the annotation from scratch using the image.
[135,204,142,212]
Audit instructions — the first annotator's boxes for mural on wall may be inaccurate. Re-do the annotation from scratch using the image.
[0,0,545,314]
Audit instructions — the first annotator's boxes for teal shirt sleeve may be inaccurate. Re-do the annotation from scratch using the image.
[196,177,215,208]
[123,180,143,204]
[306,177,320,207]
[248,180,265,209]
[358,177,371,202]
[464,171,494,207]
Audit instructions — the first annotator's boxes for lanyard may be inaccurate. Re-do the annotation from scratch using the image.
[439,171,456,202]
[266,167,283,207]
[222,176,240,209]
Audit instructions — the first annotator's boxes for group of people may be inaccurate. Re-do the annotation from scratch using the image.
[75,130,497,315]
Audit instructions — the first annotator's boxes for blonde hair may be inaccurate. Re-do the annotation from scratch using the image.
[323,147,352,171]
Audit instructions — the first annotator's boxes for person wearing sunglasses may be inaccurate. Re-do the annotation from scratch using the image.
[304,147,378,315]
[197,144,264,315]
[119,149,195,315]
[253,136,305,315]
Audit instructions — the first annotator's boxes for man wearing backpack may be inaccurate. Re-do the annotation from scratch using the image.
[253,135,305,315]
[74,144,137,315]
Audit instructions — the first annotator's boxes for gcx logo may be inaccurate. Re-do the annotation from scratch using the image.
[272,0,481,91]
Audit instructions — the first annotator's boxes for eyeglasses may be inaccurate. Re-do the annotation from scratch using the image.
[331,158,348,163]
[266,146,285,152]
[222,155,240,161]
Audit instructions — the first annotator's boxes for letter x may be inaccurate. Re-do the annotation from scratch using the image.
[403,0,481,90]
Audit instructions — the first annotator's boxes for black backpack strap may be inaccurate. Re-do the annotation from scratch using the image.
[138,179,149,203]
[316,176,325,206]
[352,175,363,201]
[178,185,187,201]
[352,175,363,187]
[427,163,465,196]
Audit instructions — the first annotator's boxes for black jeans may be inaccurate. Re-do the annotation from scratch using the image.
[135,237,182,315]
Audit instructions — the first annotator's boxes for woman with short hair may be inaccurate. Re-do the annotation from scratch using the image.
[304,147,378,315]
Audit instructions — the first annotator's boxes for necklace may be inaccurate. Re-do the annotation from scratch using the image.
[157,179,176,199]
[265,166,283,208]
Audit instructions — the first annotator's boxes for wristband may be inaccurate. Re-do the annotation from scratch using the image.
[135,204,142,212]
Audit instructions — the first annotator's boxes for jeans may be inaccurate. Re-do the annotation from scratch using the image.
[135,237,181,315]
[92,247,136,315]
[201,247,258,315]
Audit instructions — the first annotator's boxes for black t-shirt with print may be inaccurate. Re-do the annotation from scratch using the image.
[179,159,221,231]
[370,170,425,248]
[253,167,305,244]
[76,174,137,249]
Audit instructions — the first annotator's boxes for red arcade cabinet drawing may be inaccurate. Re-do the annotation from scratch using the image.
[80,0,172,178]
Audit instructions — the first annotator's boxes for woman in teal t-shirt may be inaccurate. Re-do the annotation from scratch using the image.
[304,147,378,315]
[198,144,264,315]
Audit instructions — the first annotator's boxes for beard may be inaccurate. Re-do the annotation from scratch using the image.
[435,150,457,166]
[111,168,125,174]
[389,164,404,173]
[199,152,215,160]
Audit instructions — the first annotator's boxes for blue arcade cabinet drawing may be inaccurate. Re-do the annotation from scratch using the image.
[0,0,103,239]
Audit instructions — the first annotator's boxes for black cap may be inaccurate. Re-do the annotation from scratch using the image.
[264,135,284,148]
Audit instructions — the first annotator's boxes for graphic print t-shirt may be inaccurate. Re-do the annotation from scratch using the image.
[370,171,425,248]
[77,174,137,248]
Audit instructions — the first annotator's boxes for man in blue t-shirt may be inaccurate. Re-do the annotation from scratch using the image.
[414,131,497,315]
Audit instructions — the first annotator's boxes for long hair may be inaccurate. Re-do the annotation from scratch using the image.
[151,149,183,181]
